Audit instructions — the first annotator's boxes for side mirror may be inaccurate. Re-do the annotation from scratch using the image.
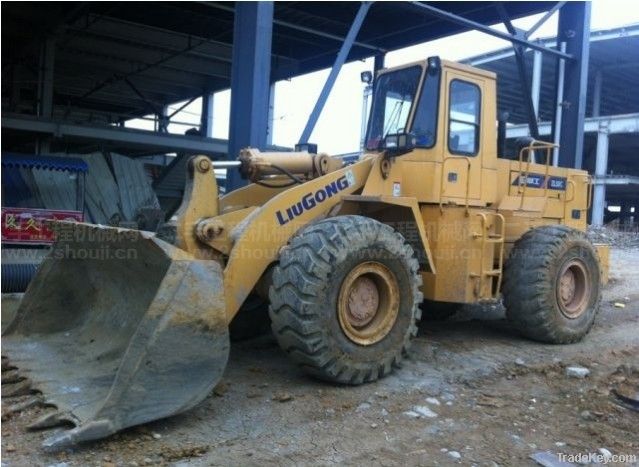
[382,132,415,156]
[360,71,373,84]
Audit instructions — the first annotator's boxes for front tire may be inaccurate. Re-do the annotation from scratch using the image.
[503,225,601,344]
[269,215,422,385]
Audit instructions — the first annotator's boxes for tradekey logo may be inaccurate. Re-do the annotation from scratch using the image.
[275,171,354,226]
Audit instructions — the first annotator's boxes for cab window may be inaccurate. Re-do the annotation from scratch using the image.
[448,80,480,156]
[365,66,422,150]
[411,68,440,148]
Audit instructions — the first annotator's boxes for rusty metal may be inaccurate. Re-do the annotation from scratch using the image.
[347,276,379,327]
[337,261,400,345]
[557,259,590,318]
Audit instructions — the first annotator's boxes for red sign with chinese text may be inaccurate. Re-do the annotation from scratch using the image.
[1,207,84,245]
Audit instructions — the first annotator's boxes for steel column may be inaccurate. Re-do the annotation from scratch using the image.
[592,70,602,118]
[38,37,55,118]
[227,1,274,190]
[267,83,276,146]
[557,2,591,168]
[591,123,609,226]
[157,105,169,133]
[201,93,215,138]
[620,203,631,227]
[496,5,540,140]
[513,46,540,140]
[299,2,372,145]
[552,42,567,166]
[531,51,542,117]
[36,36,55,154]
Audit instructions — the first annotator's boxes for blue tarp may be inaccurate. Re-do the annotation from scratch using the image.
[1,153,88,173]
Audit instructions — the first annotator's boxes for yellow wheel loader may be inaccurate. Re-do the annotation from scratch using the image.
[2,57,609,449]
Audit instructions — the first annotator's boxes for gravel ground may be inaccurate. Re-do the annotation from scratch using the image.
[2,248,638,467]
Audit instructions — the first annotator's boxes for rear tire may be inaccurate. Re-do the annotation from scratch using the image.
[269,215,422,385]
[503,225,601,344]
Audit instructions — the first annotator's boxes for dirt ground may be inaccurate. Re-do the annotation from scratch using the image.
[2,247,638,467]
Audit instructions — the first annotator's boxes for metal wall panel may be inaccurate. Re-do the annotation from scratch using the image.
[110,153,160,221]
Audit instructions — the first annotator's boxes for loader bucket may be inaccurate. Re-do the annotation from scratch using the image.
[2,224,229,450]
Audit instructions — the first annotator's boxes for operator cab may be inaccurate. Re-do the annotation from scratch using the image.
[365,57,441,154]
[361,56,499,205]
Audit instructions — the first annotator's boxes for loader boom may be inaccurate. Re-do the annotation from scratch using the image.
[176,154,375,321]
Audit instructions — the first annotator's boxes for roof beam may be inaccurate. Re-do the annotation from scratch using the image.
[68,15,234,62]
[299,2,372,144]
[55,51,218,92]
[59,36,232,79]
[199,1,386,53]
[506,113,639,138]
[410,1,573,60]
[2,113,229,156]
[526,2,565,38]
[54,66,203,97]
[69,12,297,70]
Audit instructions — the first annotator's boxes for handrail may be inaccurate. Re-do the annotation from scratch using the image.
[439,156,472,215]
[517,140,558,209]
[563,175,592,221]
[563,179,576,221]
[564,180,576,203]
[493,212,506,293]
[475,212,489,299]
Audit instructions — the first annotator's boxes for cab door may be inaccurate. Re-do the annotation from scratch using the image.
[441,71,484,202]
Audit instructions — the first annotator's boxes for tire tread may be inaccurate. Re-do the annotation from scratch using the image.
[269,215,422,385]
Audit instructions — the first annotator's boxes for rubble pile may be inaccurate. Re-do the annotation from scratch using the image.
[587,225,639,249]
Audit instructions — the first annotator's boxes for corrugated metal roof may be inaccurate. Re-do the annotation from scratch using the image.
[2,2,555,125]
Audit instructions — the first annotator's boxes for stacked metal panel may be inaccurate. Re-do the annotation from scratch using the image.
[110,153,160,222]
[16,152,160,225]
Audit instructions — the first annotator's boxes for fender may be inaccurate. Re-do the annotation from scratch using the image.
[223,157,375,320]
[338,194,436,274]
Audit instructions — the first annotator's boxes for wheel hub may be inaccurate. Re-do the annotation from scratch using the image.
[557,259,590,319]
[338,261,400,346]
[347,276,379,327]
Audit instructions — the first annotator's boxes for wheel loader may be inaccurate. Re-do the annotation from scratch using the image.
[2,57,609,449]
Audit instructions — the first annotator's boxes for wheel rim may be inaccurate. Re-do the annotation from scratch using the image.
[337,261,400,345]
[556,258,590,319]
